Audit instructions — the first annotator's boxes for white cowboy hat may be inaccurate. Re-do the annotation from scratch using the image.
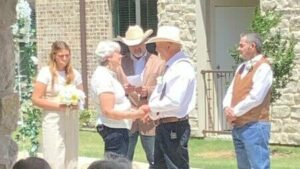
[118,25,153,46]
[146,25,182,45]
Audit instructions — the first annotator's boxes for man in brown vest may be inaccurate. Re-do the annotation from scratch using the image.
[223,33,273,169]
[118,25,165,169]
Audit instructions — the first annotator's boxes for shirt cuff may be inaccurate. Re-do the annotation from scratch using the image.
[233,107,245,117]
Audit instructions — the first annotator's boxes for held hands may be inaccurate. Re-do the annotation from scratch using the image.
[139,104,151,114]
[124,84,148,98]
[124,83,135,94]
[139,104,151,123]
[135,87,148,98]
[129,105,151,122]
[131,108,147,120]
[224,107,237,125]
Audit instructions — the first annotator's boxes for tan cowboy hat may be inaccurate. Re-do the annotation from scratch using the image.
[118,25,153,46]
[146,25,182,45]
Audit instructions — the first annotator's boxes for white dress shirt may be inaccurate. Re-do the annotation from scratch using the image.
[223,54,273,117]
[148,51,196,120]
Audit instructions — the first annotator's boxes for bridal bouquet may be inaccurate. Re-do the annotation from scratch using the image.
[58,85,85,106]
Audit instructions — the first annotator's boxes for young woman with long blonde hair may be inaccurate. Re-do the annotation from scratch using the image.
[32,41,83,169]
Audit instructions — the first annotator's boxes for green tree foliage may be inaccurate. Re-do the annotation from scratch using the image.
[79,109,97,128]
[230,9,296,102]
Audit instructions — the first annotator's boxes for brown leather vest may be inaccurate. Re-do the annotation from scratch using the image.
[231,57,271,126]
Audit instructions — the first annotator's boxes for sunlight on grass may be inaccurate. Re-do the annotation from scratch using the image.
[14,129,300,169]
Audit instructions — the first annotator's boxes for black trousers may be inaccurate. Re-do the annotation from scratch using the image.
[154,120,190,169]
[96,125,129,157]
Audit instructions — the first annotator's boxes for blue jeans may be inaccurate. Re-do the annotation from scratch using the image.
[232,122,271,169]
[96,125,129,157]
[127,132,155,169]
[154,120,190,169]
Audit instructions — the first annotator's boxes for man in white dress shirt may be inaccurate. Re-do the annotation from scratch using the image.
[223,33,273,169]
[140,25,196,169]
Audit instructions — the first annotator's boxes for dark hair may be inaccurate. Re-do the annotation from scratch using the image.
[87,152,131,169]
[13,157,51,169]
[87,160,131,169]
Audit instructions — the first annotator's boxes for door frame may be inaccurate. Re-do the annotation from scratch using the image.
[207,0,259,70]
[203,0,259,136]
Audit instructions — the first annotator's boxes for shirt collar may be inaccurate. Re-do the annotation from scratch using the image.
[242,54,263,71]
[130,51,148,61]
[166,50,186,67]
[245,54,263,65]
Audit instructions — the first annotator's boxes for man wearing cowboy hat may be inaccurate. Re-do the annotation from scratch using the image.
[118,25,165,169]
[140,25,196,169]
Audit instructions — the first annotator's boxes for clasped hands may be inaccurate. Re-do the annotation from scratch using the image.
[124,84,151,122]
[124,83,148,98]
[224,107,237,125]
[131,104,152,123]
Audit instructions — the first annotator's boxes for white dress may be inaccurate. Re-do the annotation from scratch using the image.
[36,66,82,169]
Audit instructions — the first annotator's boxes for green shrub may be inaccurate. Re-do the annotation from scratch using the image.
[80,109,97,128]
[15,101,41,156]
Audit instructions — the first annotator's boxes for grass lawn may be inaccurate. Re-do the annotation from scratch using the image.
[15,129,300,169]
[79,130,300,169]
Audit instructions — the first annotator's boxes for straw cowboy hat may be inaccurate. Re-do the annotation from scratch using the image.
[118,25,153,46]
[146,25,182,45]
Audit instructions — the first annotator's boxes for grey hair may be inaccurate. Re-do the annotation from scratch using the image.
[240,32,263,53]
[95,40,121,65]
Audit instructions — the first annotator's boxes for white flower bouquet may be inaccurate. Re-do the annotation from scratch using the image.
[58,85,85,106]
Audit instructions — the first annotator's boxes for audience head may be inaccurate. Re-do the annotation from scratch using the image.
[13,157,51,169]
[87,152,132,169]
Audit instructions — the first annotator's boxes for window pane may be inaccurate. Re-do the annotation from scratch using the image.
[140,0,158,35]
[113,0,136,36]
[113,0,158,54]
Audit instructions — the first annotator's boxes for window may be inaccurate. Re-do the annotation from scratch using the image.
[113,0,158,37]
[113,0,158,54]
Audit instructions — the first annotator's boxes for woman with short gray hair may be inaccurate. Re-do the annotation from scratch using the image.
[91,40,146,157]
[95,40,121,66]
